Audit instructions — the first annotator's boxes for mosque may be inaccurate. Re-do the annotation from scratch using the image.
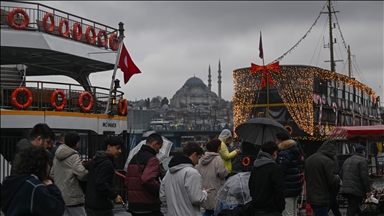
[170,61,224,109]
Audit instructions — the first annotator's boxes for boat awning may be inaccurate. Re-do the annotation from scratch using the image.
[326,125,384,141]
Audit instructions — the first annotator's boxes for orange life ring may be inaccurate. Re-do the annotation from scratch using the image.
[11,87,32,109]
[42,12,54,33]
[59,19,69,38]
[285,125,293,134]
[97,30,108,47]
[72,22,82,41]
[78,91,93,112]
[85,26,96,45]
[109,33,119,51]
[50,90,67,111]
[242,156,251,167]
[118,98,128,116]
[8,8,29,30]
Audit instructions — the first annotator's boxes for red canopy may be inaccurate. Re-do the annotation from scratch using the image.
[326,125,384,141]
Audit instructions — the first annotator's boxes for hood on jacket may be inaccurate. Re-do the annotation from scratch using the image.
[278,139,297,150]
[54,144,79,161]
[168,155,194,174]
[199,152,220,166]
[253,152,276,168]
[1,174,36,210]
[91,151,114,167]
[16,138,33,150]
[317,140,337,158]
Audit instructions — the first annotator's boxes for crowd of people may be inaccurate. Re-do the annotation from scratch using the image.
[0,123,375,216]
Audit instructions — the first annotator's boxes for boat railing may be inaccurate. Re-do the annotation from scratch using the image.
[0,79,125,115]
[1,1,118,50]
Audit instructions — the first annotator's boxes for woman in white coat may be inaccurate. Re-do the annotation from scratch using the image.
[196,138,228,216]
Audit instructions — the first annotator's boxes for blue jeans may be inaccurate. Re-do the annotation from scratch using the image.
[311,205,329,216]
[203,209,215,216]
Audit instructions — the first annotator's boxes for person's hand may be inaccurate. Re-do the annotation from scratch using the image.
[366,192,371,198]
[235,149,241,154]
[114,195,123,203]
[42,180,53,186]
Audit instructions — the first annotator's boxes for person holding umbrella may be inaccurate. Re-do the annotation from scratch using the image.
[218,129,241,176]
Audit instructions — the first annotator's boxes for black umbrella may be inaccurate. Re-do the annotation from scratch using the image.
[235,117,289,145]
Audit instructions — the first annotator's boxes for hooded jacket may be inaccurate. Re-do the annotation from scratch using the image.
[218,139,237,173]
[159,155,208,216]
[304,140,340,205]
[10,138,33,175]
[249,152,285,213]
[195,152,228,210]
[276,139,303,197]
[50,144,88,206]
[340,153,370,198]
[125,145,161,213]
[1,174,65,216]
[84,151,118,210]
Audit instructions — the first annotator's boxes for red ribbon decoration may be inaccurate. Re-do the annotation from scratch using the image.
[250,61,280,88]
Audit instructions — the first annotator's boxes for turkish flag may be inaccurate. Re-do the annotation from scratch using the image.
[118,44,141,84]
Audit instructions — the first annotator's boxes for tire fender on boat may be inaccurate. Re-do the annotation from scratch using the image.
[72,22,82,41]
[285,125,293,134]
[85,26,96,45]
[43,12,55,33]
[8,8,29,30]
[242,156,251,167]
[78,91,93,112]
[118,98,128,116]
[11,87,32,109]
[109,33,119,51]
[50,90,67,111]
[97,30,108,47]
[59,19,69,38]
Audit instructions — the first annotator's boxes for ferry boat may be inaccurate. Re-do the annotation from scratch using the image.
[0,1,129,177]
[232,0,383,170]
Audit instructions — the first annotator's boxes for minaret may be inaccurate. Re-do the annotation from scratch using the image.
[208,64,212,91]
[217,60,222,101]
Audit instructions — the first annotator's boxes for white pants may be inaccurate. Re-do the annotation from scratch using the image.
[282,197,298,216]
[64,206,86,216]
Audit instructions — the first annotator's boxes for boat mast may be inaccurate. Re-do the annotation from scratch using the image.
[328,0,335,73]
[348,45,352,78]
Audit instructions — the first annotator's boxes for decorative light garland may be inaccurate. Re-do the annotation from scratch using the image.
[233,65,380,139]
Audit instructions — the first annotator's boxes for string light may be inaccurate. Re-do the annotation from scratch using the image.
[233,65,382,140]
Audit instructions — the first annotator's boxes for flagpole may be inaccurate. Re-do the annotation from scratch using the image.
[105,22,125,115]
[260,31,270,118]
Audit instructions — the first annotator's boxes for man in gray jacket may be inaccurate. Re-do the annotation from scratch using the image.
[50,131,88,216]
[340,145,371,216]
[160,142,209,216]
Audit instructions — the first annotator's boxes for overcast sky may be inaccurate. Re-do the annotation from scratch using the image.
[24,1,384,104]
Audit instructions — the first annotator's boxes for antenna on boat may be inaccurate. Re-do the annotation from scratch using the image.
[105,22,125,116]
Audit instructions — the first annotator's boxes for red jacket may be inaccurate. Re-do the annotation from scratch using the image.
[125,145,161,212]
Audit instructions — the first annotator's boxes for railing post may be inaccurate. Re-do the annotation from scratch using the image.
[68,84,72,112]
[93,86,97,114]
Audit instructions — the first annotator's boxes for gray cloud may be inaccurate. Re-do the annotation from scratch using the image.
[27,1,384,104]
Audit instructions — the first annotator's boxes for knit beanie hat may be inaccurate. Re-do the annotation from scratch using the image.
[206,138,221,152]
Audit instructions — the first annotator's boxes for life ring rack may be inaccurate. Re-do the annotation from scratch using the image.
[11,87,33,109]
[50,89,67,111]
[8,8,30,30]
[242,156,251,167]
[118,98,128,116]
[78,91,93,112]
[285,125,293,134]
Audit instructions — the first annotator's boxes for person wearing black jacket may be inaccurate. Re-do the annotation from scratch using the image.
[249,141,285,216]
[275,133,302,216]
[1,146,65,216]
[84,136,125,216]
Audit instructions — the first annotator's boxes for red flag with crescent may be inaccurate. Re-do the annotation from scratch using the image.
[118,44,141,84]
